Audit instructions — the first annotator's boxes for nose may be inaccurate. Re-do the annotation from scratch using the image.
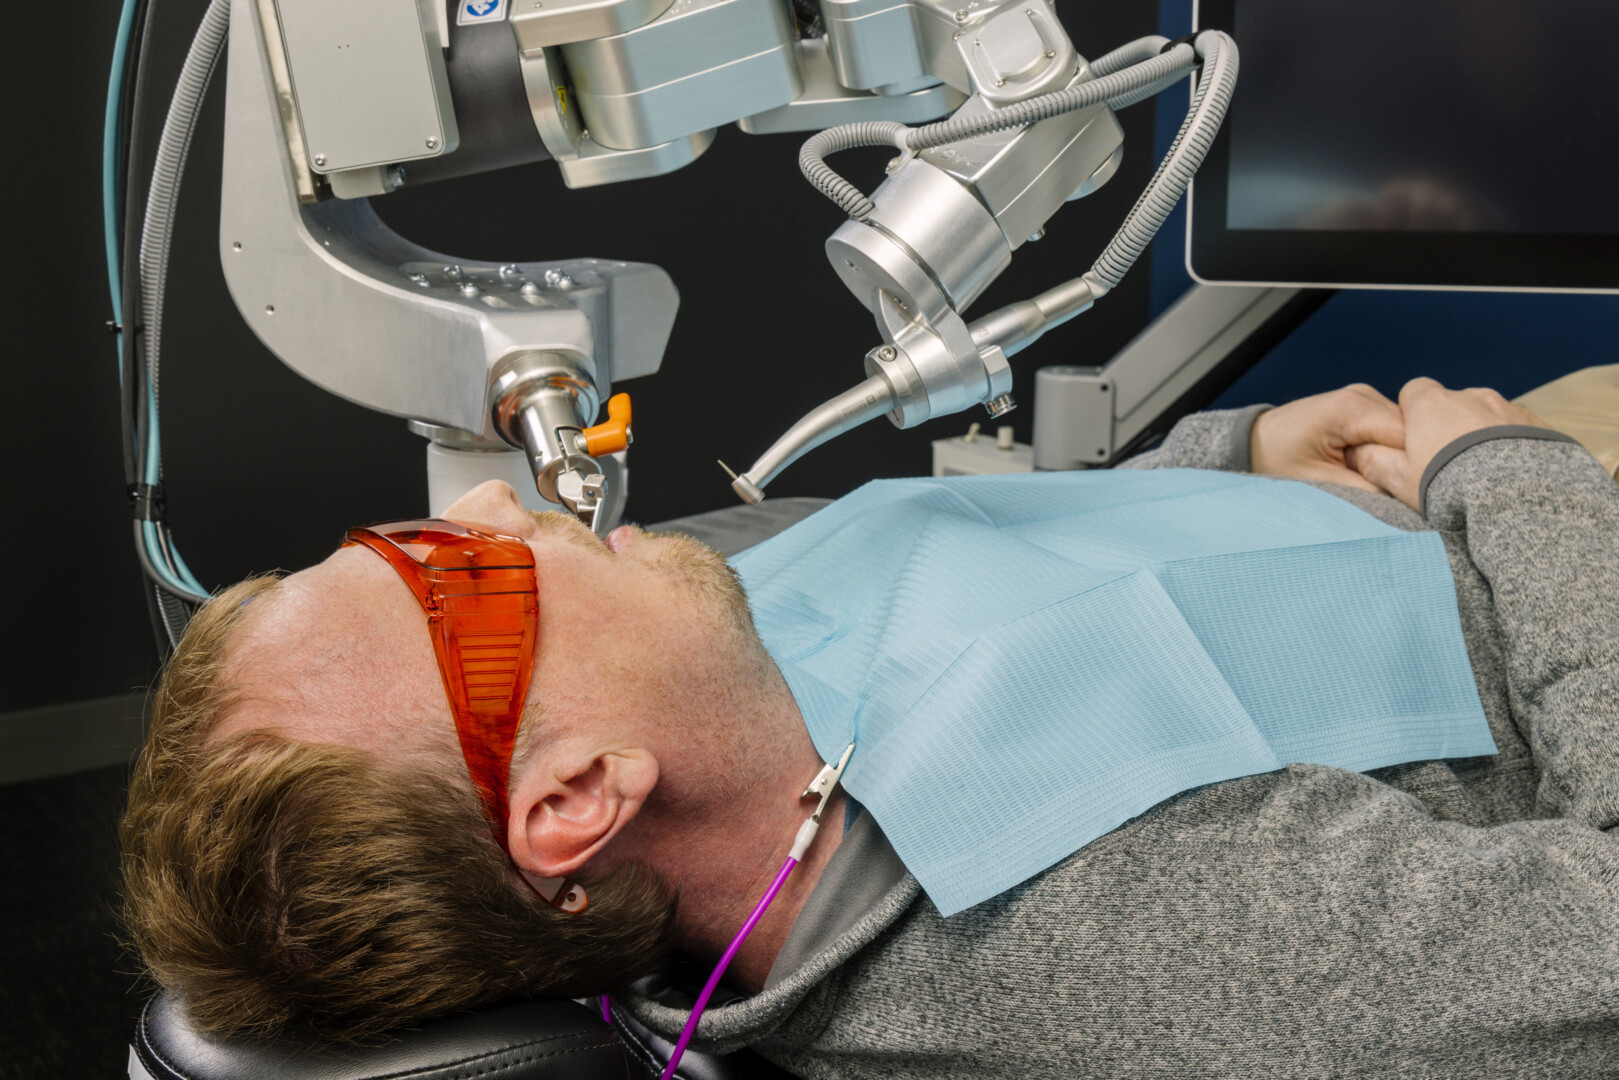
[440,480,538,539]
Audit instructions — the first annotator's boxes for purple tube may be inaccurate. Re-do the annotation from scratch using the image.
[600,995,612,1024]
[660,856,800,1080]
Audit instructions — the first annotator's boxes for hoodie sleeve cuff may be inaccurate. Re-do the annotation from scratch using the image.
[1418,426,1581,517]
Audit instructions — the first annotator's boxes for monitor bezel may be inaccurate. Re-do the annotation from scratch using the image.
[1186,0,1619,293]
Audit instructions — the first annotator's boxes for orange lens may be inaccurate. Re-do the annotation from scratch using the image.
[344,521,538,855]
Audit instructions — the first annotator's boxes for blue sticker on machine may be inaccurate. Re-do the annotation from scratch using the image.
[458,0,509,25]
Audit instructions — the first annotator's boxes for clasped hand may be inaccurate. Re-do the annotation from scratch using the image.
[1250,378,1548,511]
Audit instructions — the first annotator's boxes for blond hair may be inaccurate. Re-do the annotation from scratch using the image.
[121,575,674,1043]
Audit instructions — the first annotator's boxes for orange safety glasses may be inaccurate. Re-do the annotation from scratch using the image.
[344,519,585,913]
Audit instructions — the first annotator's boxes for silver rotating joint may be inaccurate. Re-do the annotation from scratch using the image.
[490,353,613,534]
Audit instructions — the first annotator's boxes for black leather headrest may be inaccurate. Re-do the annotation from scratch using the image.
[131,991,639,1080]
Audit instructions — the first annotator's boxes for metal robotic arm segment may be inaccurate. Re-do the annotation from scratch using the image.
[221,0,677,530]
[221,0,1225,528]
[730,26,1240,502]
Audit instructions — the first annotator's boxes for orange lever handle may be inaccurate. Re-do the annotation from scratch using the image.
[581,393,633,456]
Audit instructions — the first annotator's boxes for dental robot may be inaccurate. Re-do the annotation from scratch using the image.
[121,0,1235,636]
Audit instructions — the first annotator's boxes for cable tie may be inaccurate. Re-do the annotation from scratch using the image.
[1159,34,1202,63]
[128,482,167,522]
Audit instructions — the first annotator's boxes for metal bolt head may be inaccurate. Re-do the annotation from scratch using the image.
[984,393,1016,418]
[1044,50,1055,58]
[232,241,242,252]
[543,267,575,289]
[426,136,439,150]
[460,282,480,297]
[313,153,327,167]
[995,77,1005,87]
[878,346,897,361]
[443,264,463,280]
[520,281,541,295]
[499,263,521,280]
[409,272,431,288]
[954,8,968,21]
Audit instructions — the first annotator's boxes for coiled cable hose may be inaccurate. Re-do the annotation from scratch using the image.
[798,120,909,221]
[134,0,230,608]
[1089,35,1170,78]
[797,30,1237,306]
[906,42,1193,150]
[1087,30,1237,295]
[140,0,228,463]
[796,35,1206,220]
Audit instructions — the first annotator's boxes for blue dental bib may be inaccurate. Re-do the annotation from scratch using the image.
[730,470,1493,916]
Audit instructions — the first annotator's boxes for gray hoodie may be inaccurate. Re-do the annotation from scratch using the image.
[625,408,1619,1078]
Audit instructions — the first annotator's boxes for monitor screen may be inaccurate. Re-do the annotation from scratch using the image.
[1187,0,1619,290]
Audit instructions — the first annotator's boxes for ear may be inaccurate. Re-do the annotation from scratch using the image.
[505,739,659,879]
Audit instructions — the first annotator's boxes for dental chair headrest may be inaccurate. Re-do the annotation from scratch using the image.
[129,991,634,1080]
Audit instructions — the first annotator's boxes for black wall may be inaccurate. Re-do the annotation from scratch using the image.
[10,0,1161,711]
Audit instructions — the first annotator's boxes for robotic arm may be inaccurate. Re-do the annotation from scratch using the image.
[134,0,1232,605]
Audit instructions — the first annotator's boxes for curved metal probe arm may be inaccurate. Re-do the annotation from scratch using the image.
[723,374,895,505]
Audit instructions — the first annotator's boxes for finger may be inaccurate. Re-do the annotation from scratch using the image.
[1343,383,1397,409]
[1398,376,1445,411]
[1348,443,1416,509]
[1337,395,1406,451]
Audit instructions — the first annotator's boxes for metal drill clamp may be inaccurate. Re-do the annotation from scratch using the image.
[802,742,857,823]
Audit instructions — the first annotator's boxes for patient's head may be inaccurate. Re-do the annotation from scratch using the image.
[122,482,788,1042]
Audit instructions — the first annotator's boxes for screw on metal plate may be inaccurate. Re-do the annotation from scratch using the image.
[426,136,439,149]
[460,282,480,297]
[313,154,327,166]
[443,264,463,280]
[953,8,967,21]
[878,346,896,361]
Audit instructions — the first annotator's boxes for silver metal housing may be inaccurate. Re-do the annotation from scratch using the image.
[221,0,677,446]
[826,160,1011,322]
[559,0,801,150]
[519,46,715,188]
[272,0,457,173]
[510,0,675,49]
[825,69,1124,328]
[919,69,1123,248]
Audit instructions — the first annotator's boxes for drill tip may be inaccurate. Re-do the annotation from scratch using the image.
[717,460,739,481]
